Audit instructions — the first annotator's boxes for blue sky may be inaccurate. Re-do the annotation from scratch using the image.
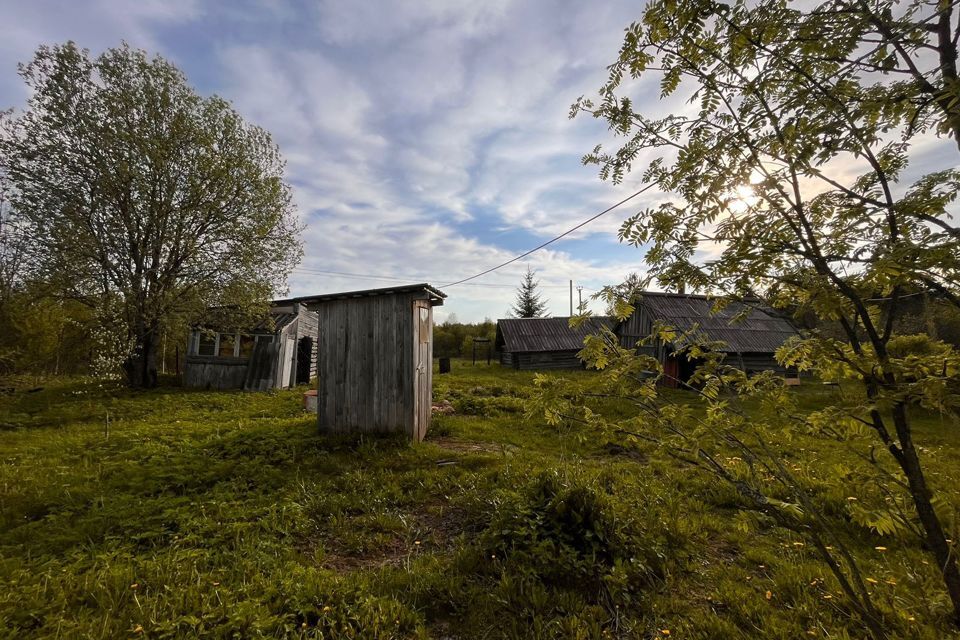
[6,2,955,322]
[0,0,664,321]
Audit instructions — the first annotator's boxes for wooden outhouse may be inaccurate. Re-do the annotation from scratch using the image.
[289,283,446,442]
[184,302,318,391]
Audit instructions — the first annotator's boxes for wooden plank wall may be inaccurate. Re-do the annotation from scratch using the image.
[295,306,320,380]
[617,305,653,349]
[183,356,249,390]
[316,291,426,438]
[514,350,585,370]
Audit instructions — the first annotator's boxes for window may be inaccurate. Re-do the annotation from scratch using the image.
[197,332,217,356]
[218,333,237,357]
[238,335,256,359]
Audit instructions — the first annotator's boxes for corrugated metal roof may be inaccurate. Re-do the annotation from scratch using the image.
[275,283,446,306]
[497,316,615,353]
[635,292,797,353]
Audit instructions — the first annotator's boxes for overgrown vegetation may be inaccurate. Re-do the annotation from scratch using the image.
[572,0,960,633]
[1,365,957,638]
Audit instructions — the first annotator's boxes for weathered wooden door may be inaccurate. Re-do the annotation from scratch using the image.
[280,335,295,389]
[413,301,432,441]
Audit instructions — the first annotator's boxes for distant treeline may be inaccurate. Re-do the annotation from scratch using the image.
[0,287,187,379]
[433,317,497,360]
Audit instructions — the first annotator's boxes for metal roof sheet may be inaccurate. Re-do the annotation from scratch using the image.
[635,292,798,353]
[496,316,615,353]
[275,283,446,306]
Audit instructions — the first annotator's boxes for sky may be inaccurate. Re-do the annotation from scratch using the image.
[0,0,669,322]
[3,2,956,323]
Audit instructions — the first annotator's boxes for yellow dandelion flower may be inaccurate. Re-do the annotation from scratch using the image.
[765,590,773,600]
[874,546,887,552]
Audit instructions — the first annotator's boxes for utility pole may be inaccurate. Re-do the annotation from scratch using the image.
[569,280,573,316]
[577,286,583,312]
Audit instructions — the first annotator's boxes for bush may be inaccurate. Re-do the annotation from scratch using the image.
[473,472,666,606]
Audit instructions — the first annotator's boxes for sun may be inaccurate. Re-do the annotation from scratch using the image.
[727,184,759,214]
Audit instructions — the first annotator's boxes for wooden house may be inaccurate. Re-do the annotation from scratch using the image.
[495,316,615,370]
[284,283,446,442]
[183,302,318,391]
[616,291,798,386]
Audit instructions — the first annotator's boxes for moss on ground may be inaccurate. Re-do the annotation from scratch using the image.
[0,362,957,638]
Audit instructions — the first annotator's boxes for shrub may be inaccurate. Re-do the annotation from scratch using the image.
[474,472,666,605]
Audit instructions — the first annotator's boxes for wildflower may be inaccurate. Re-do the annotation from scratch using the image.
[130,583,139,589]
[661,631,671,636]
[846,496,857,501]
[322,606,331,612]
[874,546,887,552]
[765,590,772,600]
[823,594,833,599]
[866,577,878,584]
[414,540,421,546]
[133,625,144,634]
[885,578,896,585]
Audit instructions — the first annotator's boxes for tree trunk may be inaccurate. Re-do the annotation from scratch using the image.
[123,325,159,388]
[892,402,960,626]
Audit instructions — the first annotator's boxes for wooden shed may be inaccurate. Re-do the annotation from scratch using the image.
[184,302,318,391]
[495,316,615,370]
[616,291,799,386]
[287,283,446,442]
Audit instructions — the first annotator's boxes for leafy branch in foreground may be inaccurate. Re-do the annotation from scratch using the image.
[533,325,959,637]
[564,0,960,633]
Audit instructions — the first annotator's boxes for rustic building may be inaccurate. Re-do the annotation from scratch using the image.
[184,302,318,391]
[288,283,446,442]
[616,291,799,386]
[495,316,615,370]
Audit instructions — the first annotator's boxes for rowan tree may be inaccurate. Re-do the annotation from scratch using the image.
[543,0,960,634]
[1,43,301,387]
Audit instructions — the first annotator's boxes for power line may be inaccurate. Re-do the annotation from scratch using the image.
[441,183,656,288]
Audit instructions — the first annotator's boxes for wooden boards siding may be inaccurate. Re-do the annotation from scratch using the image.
[243,337,280,391]
[295,308,320,380]
[183,356,249,389]
[515,350,586,370]
[316,290,433,440]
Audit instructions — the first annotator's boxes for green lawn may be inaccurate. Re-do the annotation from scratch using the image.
[0,363,957,639]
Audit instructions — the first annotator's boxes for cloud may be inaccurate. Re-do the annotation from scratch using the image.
[1,0,658,321]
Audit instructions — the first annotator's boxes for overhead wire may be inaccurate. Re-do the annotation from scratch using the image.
[291,183,655,294]
[440,183,656,288]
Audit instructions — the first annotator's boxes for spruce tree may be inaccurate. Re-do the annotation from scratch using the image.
[511,266,548,318]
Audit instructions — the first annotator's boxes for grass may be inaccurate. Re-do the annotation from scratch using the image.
[0,361,958,638]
